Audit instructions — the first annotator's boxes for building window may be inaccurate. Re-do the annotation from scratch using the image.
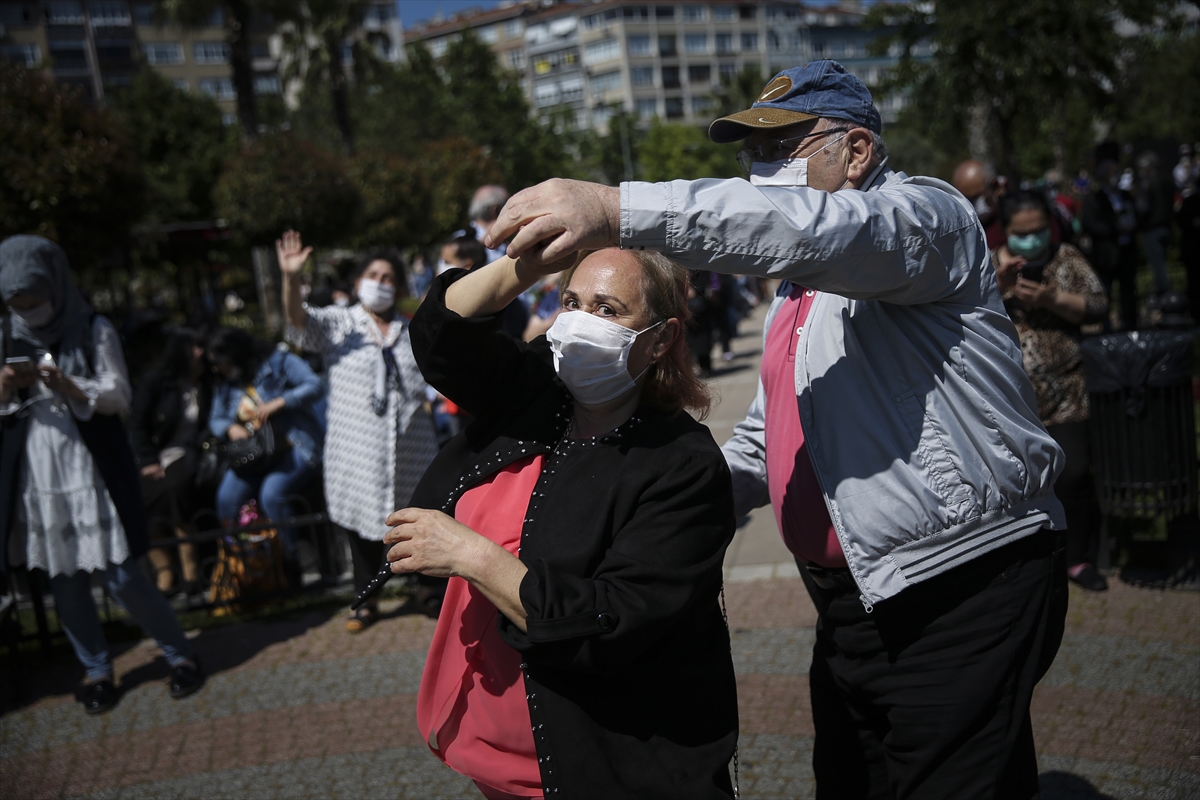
[0,43,40,66]
[44,1,85,24]
[739,5,756,20]
[560,77,584,103]
[631,65,654,86]
[222,112,237,125]
[95,40,134,62]
[254,75,280,94]
[741,32,758,51]
[718,62,738,80]
[362,2,395,27]
[715,33,733,54]
[684,33,707,55]
[692,95,714,115]
[505,19,523,39]
[429,38,447,57]
[193,41,230,64]
[591,103,614,127]
[583,38,620,65]
[507,48,525,69]
[687,64,711,84]
[661,65,680,89]
[48,42,88,70]
[205,7,224,27]
[88,1,130,26]
[534,82,558,107]
[590,70,621,93]
[635,97,657,119]
[658,35,676,57]
[142,41,182,65]
[627,35,651,57]
[665,96,684,119]
[655,4,674,19]
[173,78,188,90]
[0,3,37,27]
[682,5,706,22]
[478,25,498,44]
[198,77,235,100]
[131,3,154,26]
[623,6,649,21]
[712,5,735,21]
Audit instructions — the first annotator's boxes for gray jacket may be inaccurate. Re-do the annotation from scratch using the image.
[621,167,1065,609]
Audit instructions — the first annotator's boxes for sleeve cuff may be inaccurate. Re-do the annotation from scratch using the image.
[620,181,674,250]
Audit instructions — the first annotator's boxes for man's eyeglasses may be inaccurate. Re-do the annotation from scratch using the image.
[736,128,848,173]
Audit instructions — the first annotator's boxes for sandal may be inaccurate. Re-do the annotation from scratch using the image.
[345,605,378,633]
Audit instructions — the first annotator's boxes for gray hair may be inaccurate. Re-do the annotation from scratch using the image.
[826,117,888,170]
[468,184,509,224]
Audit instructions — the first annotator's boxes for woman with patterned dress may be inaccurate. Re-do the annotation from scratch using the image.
[992,190,1110,591]
[278,231,440,631]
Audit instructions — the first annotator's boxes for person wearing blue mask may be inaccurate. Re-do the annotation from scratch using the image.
[993,190,1109,592]
[485,60,1069,799]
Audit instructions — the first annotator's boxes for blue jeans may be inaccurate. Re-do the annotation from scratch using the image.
[50,559,194,682]
[216,447,317,562]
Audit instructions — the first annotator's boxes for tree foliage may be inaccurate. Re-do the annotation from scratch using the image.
[213,131,359,245]
[639,121,741,182]
[0,61,144,267]
[109,69,229,223]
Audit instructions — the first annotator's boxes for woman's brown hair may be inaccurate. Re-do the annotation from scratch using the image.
[560,249,712,420]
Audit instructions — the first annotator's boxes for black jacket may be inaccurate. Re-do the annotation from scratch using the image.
[409,271,739,799]
[130,372,213,467]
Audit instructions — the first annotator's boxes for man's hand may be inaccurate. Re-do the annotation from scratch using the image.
[276,230,313,276]
[486,179,621,268]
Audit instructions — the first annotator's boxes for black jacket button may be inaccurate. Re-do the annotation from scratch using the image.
[597,612,616,632]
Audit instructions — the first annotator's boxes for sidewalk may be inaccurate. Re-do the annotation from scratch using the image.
[1,305,1197,799]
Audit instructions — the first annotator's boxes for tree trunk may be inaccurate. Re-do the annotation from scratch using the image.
[967,93,994,168]
[326,29,355,156]
[252,245,282,334]
[226,0,259,140]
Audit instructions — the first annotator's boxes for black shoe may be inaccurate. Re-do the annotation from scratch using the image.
[81,679,119,715]
[1068,563,1109,592]
[169,658,205,699]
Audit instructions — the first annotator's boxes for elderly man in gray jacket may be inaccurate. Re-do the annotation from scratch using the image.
[487,60,1067,800]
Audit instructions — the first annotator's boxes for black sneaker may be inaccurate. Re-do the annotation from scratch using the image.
[81,679,119,715]
[169,658,205,699]
[1068,563,1109,592]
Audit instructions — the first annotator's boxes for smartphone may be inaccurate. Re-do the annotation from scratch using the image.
[1019,264,1045,283]
[4,356,35,376]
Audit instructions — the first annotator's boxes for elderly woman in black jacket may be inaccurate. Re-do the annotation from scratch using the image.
[383,248,739,799]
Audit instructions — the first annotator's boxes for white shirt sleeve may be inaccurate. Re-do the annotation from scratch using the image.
[68,317,132,420]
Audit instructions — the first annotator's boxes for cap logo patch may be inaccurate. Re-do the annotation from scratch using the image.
[758,76,793,103]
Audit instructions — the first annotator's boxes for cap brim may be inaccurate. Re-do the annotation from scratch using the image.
[708,108,818,143]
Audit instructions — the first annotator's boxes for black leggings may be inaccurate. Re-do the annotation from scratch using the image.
[1046,420,1101,567]
[336,523,386,598]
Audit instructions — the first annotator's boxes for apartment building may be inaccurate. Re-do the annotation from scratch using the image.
[0,0,403,123]
[404,1,925,133]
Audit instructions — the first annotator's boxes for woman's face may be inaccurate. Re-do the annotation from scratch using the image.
[1006,208,1048,238]
[561,249,670,379]
[355,259,398,292]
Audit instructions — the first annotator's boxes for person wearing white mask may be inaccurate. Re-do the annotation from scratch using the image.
[279,232,440,630]
[482,60,1069,800]
[378,247,739,799]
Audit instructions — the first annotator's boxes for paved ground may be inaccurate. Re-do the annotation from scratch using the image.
[2,305,1198,799]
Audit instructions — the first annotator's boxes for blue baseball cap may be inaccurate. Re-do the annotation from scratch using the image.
[709,60,883,143]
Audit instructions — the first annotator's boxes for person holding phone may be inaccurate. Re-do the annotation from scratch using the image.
[0,235,203,715]
[993,190,1110,591]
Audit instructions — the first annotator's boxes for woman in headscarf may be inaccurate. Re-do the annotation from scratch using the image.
[0,235,203,715]
[277,231,441,630]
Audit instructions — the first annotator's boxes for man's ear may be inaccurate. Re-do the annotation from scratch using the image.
[844,128,875,184]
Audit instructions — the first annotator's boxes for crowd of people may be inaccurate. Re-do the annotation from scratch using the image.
[0,57,1196,799]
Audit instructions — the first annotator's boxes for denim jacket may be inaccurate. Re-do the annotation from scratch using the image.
[210,350,326,467]
[621,167,1066,609]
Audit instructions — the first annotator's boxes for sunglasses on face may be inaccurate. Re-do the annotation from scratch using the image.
[736,128,848,173]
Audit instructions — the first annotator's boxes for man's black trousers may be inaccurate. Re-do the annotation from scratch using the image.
[801,532,1067,800]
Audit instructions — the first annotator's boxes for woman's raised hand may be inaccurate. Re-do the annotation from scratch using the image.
[276,230,313,275]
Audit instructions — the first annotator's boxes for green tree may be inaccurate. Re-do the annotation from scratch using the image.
[213,131,360,245]
[1113,18,1200,144]
[638,121,741,182]
[0,61,144,268]
[109,69,229,223]
[714,64,769,116]
[866,0,1181,179]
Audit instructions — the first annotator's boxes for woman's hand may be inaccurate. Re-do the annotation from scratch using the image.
[141,463,166,480]
[383,508,489,579]
[38,364,87,401]
[994,249,1024,293]
[276,230,313,276]
[226,424,251,441]
[1013,276,1055,308]
[254,396,286,427]
[0,365,36,402]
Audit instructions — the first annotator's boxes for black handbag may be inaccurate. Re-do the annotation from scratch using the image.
[218,421,282,476]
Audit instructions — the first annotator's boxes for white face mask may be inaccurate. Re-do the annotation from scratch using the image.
[13,301,54,329]
[749,134,846,187]
[357,279,395,313]
[546,311,664,406]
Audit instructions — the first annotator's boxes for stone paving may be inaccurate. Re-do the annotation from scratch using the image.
[2,306,1198,799]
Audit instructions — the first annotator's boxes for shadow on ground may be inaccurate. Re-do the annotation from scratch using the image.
[1040,771,1116,800]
